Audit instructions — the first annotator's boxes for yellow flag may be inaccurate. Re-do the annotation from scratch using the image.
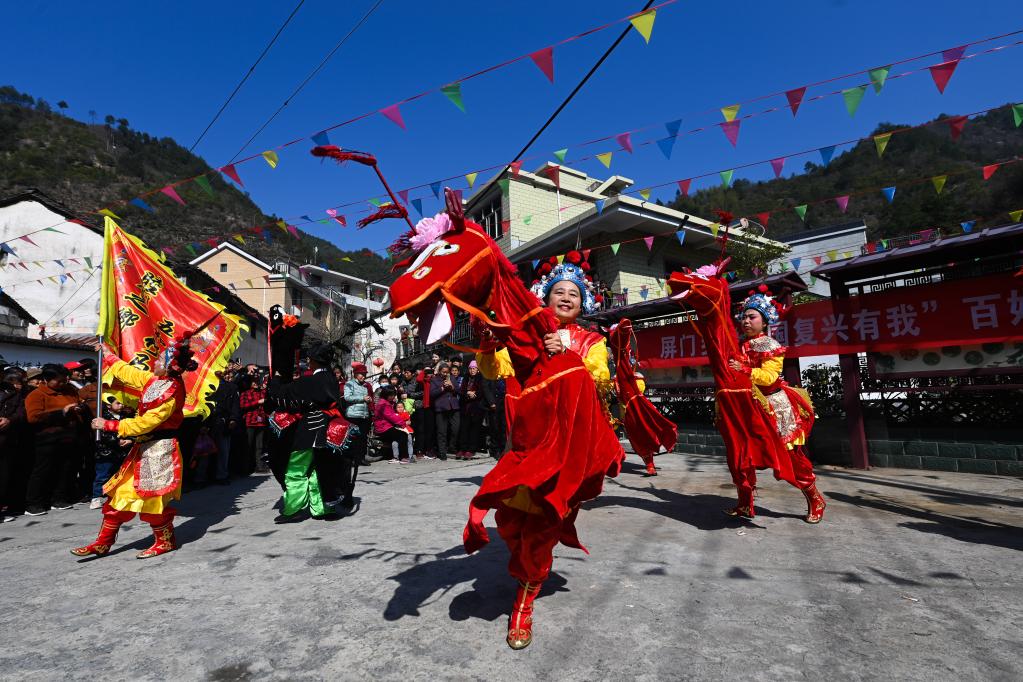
[639,189,651,201]
[341,257,353,262]
[262,150,279,169]
[874,132,892,158]
[721,104,741,122]
[710,223,720,238]
[233,234,245,245]
[98,209,120,220]
[596,152,613,168]
[277,220,289,233]
[556,254,565,264]
[629,9,656,43]
[465,172,478,189]
[827,250,838,261]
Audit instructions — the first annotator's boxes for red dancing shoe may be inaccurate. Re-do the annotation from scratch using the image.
[137,521,177,559]
[507,580,541,650]
[725,488,755,519]
[802,484,826,524]
[641,454,657,476]
[70,518,123,557]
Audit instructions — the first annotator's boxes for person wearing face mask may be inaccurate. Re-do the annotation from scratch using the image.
[725,286,825,523]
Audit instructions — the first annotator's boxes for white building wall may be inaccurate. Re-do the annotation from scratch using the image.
[774,226,867,297]
[0,200,103,338]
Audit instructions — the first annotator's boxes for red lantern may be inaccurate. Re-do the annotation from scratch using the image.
[372,358,385,368]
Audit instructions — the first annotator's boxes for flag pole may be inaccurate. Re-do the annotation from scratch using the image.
[95,334,103,442]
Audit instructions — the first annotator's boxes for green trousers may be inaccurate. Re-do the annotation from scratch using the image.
[282,449,326,518]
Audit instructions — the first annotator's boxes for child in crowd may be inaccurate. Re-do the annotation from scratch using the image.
[90,394,132,509]
[374,386,414,465]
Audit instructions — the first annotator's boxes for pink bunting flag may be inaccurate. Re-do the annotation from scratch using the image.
[947,115,967,141]
[160,186,186,206]
[835,195,850,213]
[929,60,959,94]
[982,164,999,180]
[19,235,38,246]
[643,236,654,251]
[785,87,807,116]
[529,47,555,83]
[720,120,741,147]
[398,189,409,206]
[220,164,244,187]
[676,179,691,197]
[380,104,406,129]
[769,157,786,178]
[509,160,523,176]
[755,212,771,226]
[287,225,300,238]
[326,209,346,226]
[615,132,634,153]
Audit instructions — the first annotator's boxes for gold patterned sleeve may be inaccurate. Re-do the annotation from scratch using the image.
[583,340,612,393]
[476,348,514,380]
[116,397,176,437]
[749,355,784,386]
[107,360,155,392]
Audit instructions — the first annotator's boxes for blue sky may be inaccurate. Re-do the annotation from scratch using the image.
[4,0,1019,254]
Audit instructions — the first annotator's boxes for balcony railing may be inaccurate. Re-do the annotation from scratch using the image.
[272,260,386,312]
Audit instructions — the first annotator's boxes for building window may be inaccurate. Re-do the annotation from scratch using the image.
[291,287,304,309]
[219,263,228,273]
[470,195,504,240]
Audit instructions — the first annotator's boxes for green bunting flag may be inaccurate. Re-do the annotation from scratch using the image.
[611,243,621,254]
[1013,103,1023,127]
[931,175,947,194]
[441,83,465,112]
[553,149,568,163]
[869,66,890,93]
[874,132,892,158]
[794,204,807,221]
[523,215,532,225]
[720,169,734,188]
[194,175,215,197]
[498,178,510,195]
[842,85,867,117]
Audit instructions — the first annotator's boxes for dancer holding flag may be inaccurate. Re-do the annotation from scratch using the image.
[71,218,243,559]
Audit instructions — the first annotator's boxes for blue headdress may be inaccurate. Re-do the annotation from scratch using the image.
[530,253,597,315]
[736,285,781,326]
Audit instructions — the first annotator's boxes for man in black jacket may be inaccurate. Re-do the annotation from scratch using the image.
[266,344,341,523]
[481,377,507,459]
[201,370,241,485]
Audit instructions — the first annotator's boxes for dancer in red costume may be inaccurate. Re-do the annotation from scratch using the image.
[388,190,624,650]
[666,261,824,523]
[730,285,825,523]
[71,338,199,559]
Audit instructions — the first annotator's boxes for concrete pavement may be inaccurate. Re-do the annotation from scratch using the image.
[1,449,1021,681]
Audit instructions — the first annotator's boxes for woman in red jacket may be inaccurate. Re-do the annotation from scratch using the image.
[374,386,413,464]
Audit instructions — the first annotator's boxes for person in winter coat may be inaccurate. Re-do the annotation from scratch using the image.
[457,361,486,460]
[343,362,376,466]
[90,395,132,509]
[374,386,413,464]
[0,369,28,522]
[430,363,460,461]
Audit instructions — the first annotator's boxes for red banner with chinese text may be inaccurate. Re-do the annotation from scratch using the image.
[637,272,1023,368]
[97,218,245,417]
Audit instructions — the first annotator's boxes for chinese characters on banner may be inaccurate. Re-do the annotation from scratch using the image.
[637,273,1023,369]
[97,218,245,416]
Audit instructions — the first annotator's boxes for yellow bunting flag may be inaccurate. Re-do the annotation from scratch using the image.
[629,9,656,43]
[98,209,120,220]
[1009,209,1023,223]
[233,235,245,245]
[465,172,478,189]
[931,175,947,194]
[245,278,254,288]
[261,151,279,169]
[874,132,893,158]
[639,189,651,201]
[721,104,740,122]
[596,152,613,168]
[710,223,720,238]
[556,254,565,264]
[277,220,289,233]
[341,257,353,262]
[827,250,838,261]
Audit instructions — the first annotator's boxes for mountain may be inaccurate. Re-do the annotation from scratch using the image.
[664,106,1023,240]
[0,86,395,283]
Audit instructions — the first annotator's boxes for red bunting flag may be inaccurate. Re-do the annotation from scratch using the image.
[509,160,523,176]
[769,157,785,178]
[835,196,850,213]
[380,104,406,129]
[982,164,999,180]
[813,255,823,265]
[616,132,634,153]
[947,115,967,141]
[19,235,38,246]
[543,165,561,189]
[929,60,959,94]
[676,179,691,197]
[398,189,409,206]
[755,212,771,226]
[785,87,807,116]
[160,186,186,206]
[220,164,243,187]
[529,47,555,83]
[720,120,741,147]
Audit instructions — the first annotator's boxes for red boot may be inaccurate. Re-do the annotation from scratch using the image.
[507,580,541,650]
[137,511,177,559]
[640,453,657,476]
[70,504,133,557]
[726,486,755,519]
[802,484,826,524]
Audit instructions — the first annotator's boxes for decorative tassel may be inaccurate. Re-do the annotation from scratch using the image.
[358,203,408,228]
[310,145,377,167]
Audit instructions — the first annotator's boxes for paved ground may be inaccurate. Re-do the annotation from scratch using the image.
[1,447,1021,681]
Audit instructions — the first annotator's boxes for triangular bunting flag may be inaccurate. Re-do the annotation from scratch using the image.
[130,198,154,213]
[639,189,651,201]
[221,164,244,186]
[755,212,771,226]
[311,131,330,146]
[929,60,959,94]
[84,257,92,269]
[498,179,510,195]
[465,172,478,189]
[596,152,613,168]
[710,223,720,238]
[677,179,691,197]
[595,199,606,215]
[509,160,523,176]
[261,150,279,168]
[529,47,555,83]
[98,209,120,220]
[720,104,740,122]
[961,221,975,233]
[19,235,38,246]
[785,87,806,116]
[288,225,300,239]
[982,164,999,180]
[611,243,620,255]
[794,205,807,221]
[720,120,741,147]
[843,85,867,116]
[1008,209,1023,223]
[769,157,785,178]
[233,234,245,245]
[553,149,568,163]
[947,115,967,141]
[943,46,966,62]
[869,66,890,93]
[430,182,441,198]
[194,175,214,197]
[543,165,560,189]
[368,198,385,207]
[556,255,565,264]
[819,146,835,166]
[882,186,896,203]
[835,195,850,213]
[411,196,424,215]
[656,136,676,159]
[629,9,656,43]
[277,219,289,233]
[1013,103,1023,128]
[380,104,406,129]
[523,216,532,225]
[813,256,823,265]
[643,236,654,250]
[791,257,802,271]
[720,169,734,188]
[616,132,633,153]
[441,83,465,112]
[676,231,685,245]
[160,186,186,206]
[582,249,591,261]
[827,250,838,261]
[931,175,947,194]
[874,132,892,158]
